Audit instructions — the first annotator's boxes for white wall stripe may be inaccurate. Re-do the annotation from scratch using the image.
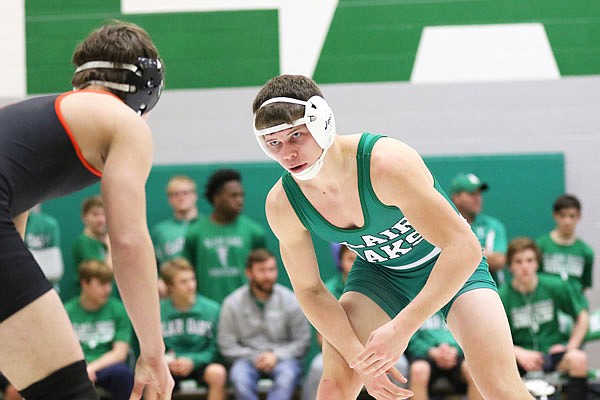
[411,23,560,83]
[0,0,26,98]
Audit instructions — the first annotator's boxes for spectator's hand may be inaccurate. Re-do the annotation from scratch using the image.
[514,347,543,372]
[255,351,277,373]
[130,354,174,400]
[350,319,409,377]
[87,365,98,382]
[360,366,413,400]
[548,344,567,354]
[157,278,168,299]
[437,343,458,369]
[170,357,194,377]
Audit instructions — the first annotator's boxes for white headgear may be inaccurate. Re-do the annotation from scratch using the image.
[253,96,336,180]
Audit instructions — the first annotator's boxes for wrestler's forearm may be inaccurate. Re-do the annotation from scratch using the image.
[111,235,165,358]
[295,283,364,363]
[393,239,482,334]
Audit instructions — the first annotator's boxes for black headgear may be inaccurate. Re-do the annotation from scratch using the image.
[74,57,164,115]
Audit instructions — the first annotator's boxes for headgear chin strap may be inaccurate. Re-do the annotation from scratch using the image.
[253,96,336,180]
[74,57,164,115]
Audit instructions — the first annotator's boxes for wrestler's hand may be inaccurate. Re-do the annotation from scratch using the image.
[350,319,409,377]
[130,354,174,400]
[361,367,413,400]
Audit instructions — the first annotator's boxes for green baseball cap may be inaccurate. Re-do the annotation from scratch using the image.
[450,173,489,194]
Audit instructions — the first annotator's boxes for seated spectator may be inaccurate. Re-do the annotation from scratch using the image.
[160,258,226,400]
[450,173,508,286]
[152,175,201,265]
[73,196,111,267]
[152,176,201,298]
[303,244,408,400]
[407,312,481,400]
[536,194,594,299]
[24,204,64,291]
[218,248,310,400]
[71,195,114,299]
[64,260,134,400]
[500,237,589,400]
[183,169,266,303]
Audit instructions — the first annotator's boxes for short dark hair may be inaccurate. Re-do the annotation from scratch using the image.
[506,237,541,266]
[246,248,275,270]
[553,194,581,213]
[81,195,103,215]
[78,260,113,284]
[71,20,161,91]
[252,75,324,130]
[204,169,241,204]
[159,257,195,286]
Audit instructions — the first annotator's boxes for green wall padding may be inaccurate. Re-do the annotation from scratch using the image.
[41,152,564,302]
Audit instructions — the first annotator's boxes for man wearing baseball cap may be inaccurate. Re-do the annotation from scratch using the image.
[450,173,508,287]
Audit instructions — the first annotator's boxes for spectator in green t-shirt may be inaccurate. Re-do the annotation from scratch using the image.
[536,194,594,298]
[151,175,201,297]
[73,196,111,267]
[64,260,134,400]
[450,173,508,287]
[500,237,589,400]
[70,196,113,299]
[159,258,226,400]
[25,204,64,290]
[183,169,267,303]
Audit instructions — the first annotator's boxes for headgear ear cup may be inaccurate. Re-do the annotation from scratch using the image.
[304,96,336,149]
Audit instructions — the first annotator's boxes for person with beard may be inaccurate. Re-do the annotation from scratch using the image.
[218,248,310,400]
[183,169,266,303]
[159,258,226,400]
[450,173,508,287]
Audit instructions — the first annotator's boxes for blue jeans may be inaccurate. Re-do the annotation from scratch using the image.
[95,362,134,400]
[230,358,302,400]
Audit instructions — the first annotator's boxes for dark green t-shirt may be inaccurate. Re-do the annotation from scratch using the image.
[499,273,586,353]
[25,211,60,249]
[537,233,594,290]
[72,233,107,267]
[471,213,509,286]
[161,295,221,367]
[407,312,462,359]
[65,297,132,363]
[151,217,198,265]
[183,215,266,303]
